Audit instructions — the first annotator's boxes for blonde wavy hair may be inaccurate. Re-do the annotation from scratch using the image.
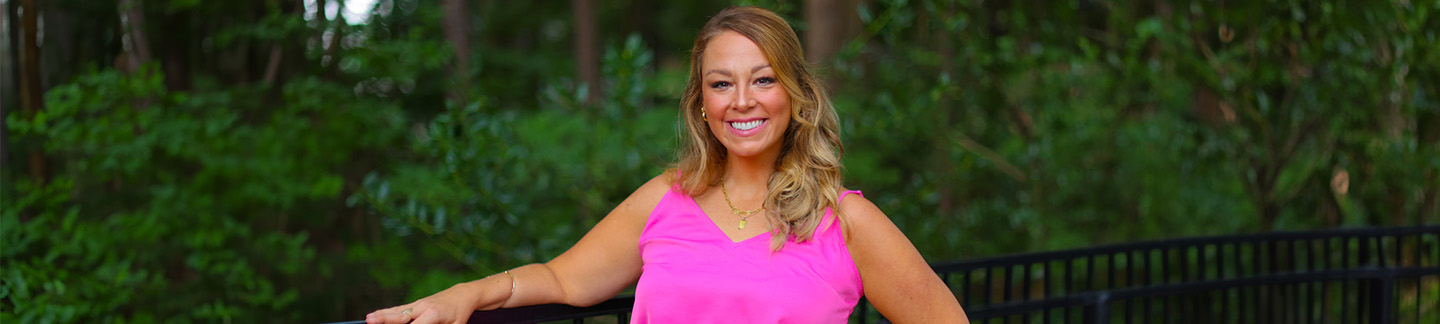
[673,6,845,250]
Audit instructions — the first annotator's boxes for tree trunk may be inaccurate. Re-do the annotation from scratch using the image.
[262,0,304,85]
[159,14,191,91]
[572,0,599,105]
[2,0,17,169]
[1246,161,1280,232]
[117,0,152,73]
[442,0,470,102]
[934,1,957,214]
[803,0,858,65]
[804,0,859,92]
[262,44,284,84]
[1421,169,1438,224]
[117,0,158,113]
[1421,110,1440,223]
[39,0,91,90]
[19,0,46,186]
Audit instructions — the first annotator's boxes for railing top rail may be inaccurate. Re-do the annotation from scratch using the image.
[322,296,635,324]
[931,225,1438,272]
[465,295,634,324]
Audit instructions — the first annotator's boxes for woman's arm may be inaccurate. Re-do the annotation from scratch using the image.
[842,194,969,324]
[524,171,671,306]
[367,172,670,324]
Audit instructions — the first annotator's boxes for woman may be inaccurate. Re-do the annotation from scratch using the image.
[366,6,967,324]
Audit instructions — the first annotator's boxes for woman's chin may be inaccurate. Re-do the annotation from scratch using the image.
[724,143,781,160]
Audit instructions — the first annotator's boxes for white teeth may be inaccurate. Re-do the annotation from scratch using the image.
[730,120,763,130]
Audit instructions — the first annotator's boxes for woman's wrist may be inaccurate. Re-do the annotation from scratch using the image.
[470,269,517,311]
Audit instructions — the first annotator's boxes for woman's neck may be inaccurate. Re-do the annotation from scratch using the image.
[723,150,780,194]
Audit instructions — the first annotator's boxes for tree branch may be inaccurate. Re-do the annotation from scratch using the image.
[952,132,1027,183]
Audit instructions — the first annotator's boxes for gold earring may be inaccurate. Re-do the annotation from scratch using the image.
[701,108,707,121]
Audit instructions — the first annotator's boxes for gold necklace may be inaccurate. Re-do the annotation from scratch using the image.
[720,180,764,230]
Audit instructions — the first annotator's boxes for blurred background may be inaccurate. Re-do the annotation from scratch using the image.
[2,0,1435,322]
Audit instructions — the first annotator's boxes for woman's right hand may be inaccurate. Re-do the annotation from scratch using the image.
[365,281,486,324]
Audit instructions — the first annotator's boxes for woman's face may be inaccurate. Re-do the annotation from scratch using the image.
[701,31,792,160]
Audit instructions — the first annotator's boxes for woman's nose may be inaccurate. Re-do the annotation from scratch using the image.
[733,87,757,110]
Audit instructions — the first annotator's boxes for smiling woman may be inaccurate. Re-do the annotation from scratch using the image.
[365,6,968,324]
[679,8,836,252]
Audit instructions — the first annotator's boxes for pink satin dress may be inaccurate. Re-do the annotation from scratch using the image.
[632,186,865,323]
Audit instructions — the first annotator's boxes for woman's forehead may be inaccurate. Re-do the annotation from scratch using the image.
[701,31,771,71]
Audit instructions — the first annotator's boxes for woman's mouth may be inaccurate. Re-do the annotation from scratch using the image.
[726,118,767,136]
[730,119,764,130]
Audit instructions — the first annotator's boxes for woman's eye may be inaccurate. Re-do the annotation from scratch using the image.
[709,81,731,89]
[755,77,777,85]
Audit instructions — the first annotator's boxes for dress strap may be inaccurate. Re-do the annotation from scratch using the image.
[816,190,863,236]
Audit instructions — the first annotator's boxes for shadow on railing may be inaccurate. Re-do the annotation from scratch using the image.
[329,225,1439,324]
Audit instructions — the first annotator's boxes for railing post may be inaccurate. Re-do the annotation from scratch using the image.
[1084,292,1110,324]
[1368,276,1394,324]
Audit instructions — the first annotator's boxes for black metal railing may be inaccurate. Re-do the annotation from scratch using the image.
[855,225,1439,324]
[329,225,1438,324]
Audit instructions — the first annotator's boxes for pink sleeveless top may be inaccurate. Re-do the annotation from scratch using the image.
[632,186,864,323]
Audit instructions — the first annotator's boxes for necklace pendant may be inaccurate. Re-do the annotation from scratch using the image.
[738,219,747,230]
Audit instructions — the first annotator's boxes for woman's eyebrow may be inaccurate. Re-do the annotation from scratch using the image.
[705,65,771,77]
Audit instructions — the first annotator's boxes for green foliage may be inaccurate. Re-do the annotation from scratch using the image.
[4,60,404,322]
[834,0,1438,261]
[353,34,676,299]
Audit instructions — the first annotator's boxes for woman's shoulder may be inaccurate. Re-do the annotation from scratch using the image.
[835,187,881,217]
[834,187,892,238]
[637,169,679,196]
[615,169,679,215]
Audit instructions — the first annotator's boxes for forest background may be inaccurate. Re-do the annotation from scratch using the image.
[2,0,1436,323]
